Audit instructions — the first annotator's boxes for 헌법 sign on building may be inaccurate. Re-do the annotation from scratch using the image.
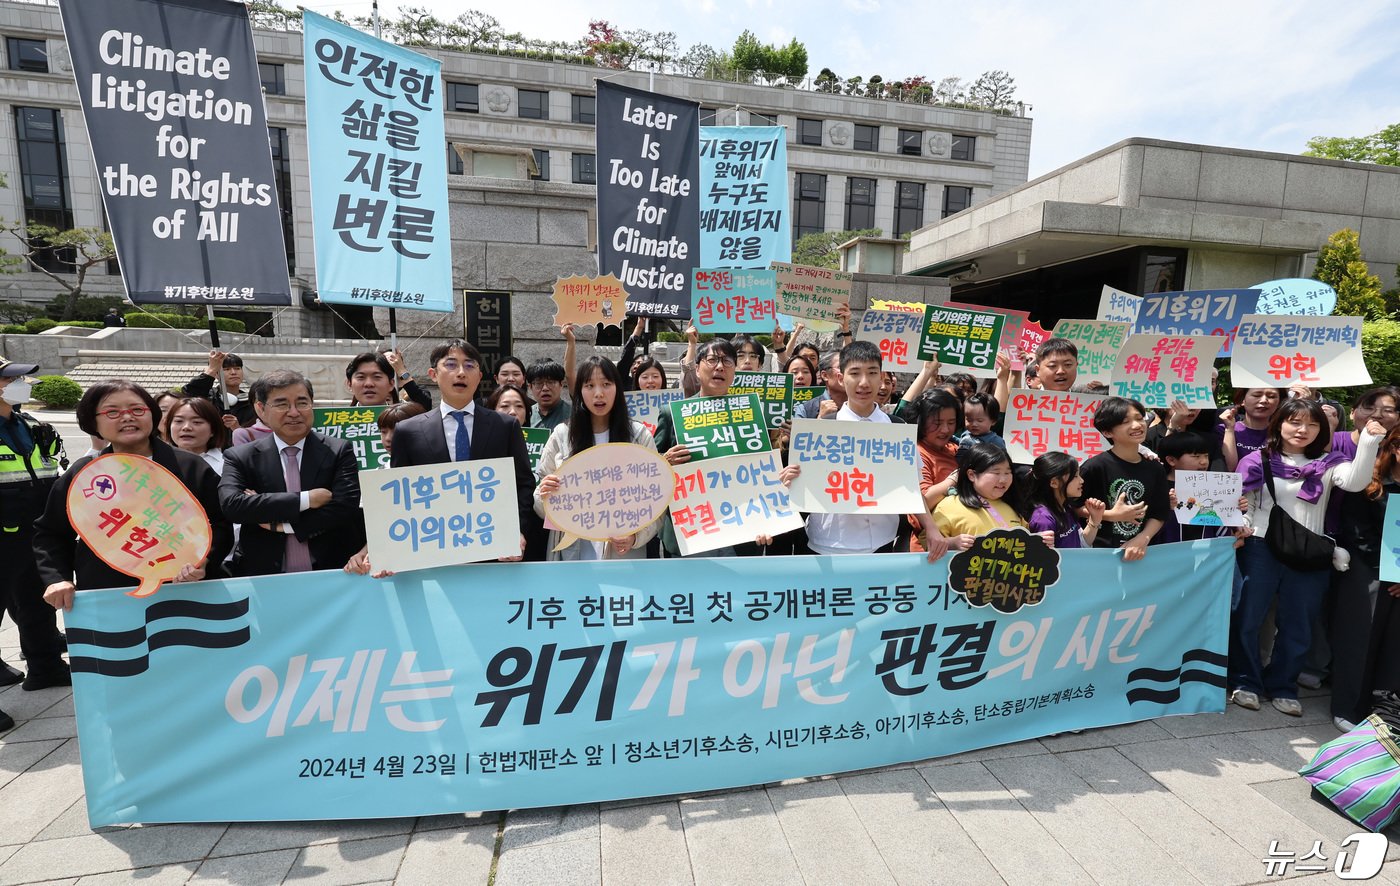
[313,406,388,472]
[464,290,512,397]
[303,11,453,312]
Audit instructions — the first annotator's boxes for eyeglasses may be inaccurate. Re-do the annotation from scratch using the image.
[529,378,561,389]
[437,360,479,374]
[701,355,737,368]
[1357,406,1399,417]
[98,407,149,421]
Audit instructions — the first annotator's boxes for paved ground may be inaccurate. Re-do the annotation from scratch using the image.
[10,408,1400,884]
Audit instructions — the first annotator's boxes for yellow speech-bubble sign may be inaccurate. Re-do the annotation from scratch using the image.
[65,453,213,598]
[551,274,627,329]
[543,443,672,551]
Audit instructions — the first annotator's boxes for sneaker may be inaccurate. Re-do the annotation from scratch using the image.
[1272,697,1303,717]
[1297,672,1325,690]
[21,664,71,692]
[1230,688,1260,710]
[0,709,12,732]
[0,662,22,687]
[1335,716,1358,733]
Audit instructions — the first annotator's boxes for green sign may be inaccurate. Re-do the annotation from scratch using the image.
[793,385,824,409]
[312,406,387,472]
[522,427,551,471]
[669,393,772,462]
[728,371,794,429]
[918,305,1005,369]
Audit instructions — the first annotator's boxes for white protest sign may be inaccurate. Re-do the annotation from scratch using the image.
[542,443,672,550]
[1110,333,1225,409]
[671,450,803,556]
[771,261,852,332]
[1003,390,1107,465]
[787,419,922,514]
[856,308,924,371]
[1230,315,1371,389]
[362,459,520,573]
[1174,471,1244,527]
[1097,285,1142,325]
[1051,319,1131,385]
[626,389,687,436]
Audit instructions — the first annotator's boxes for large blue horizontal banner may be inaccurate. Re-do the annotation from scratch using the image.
[69,540,1233,825]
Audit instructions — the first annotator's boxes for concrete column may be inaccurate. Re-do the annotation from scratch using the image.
[825,174,847,231]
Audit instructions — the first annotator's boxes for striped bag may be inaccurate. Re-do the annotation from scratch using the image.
[1300,714,1400,832]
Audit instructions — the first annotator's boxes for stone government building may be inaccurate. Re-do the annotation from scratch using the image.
[0,0,1030,375]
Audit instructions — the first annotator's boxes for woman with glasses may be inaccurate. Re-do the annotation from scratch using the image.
[1332,387,1400,459]
[37,380,233,610]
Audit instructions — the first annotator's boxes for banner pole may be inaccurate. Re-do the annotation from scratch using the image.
[206,304,227,413]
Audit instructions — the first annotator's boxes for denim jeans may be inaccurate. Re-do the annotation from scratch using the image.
[1230,537,1330,698]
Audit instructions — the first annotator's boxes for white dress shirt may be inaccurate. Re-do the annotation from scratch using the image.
[439,401,475,461]
[805,402,899,555]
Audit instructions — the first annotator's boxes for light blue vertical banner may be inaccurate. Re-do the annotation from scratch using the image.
[303,11,454,312]
[699,127,790,269]
[1382,496,1400,583]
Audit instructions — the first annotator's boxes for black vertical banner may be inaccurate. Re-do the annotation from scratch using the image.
[595,82,700,320]
[57,0,291,305]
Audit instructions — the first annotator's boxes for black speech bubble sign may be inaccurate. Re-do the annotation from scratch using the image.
[947,527,1062,614]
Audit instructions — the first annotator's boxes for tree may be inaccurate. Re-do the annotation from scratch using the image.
[247,0,302,30]
[0,222,116,321]
[792,228,882,269]
[968,70,1016,111]
[1315,229,1386,320]
[1304,123,1400,166]
[678,43,720,78]
[934,76,965,105]
[729,30,808,82]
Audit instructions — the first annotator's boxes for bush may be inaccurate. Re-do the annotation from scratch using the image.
[125,312,245,333]
[43,294,127,322]
[0,324,25,334]
[30,375,82,409]
[657,331,685,343]
[0,301,44,324]
[57,320,103,329]
[24,318,56,333]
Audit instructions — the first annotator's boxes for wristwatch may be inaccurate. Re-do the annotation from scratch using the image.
[398,371,411,380]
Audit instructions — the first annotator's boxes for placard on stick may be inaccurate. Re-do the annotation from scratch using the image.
[1230,315,1370,389]
[1052,319,1131,385]
[1109,333,1225,409]
[771,262,851,332]
[1004,389,1106,464]
[542,443,672,551]
[551,274,627,328]
[787,419,922,513]
[671,450,802,556]
[1174,471,1244,527]
[691,268,778,332]
[917,304,1005,370]
[66,454,212,598]
[857,309,924,372]
[363,459,521,572]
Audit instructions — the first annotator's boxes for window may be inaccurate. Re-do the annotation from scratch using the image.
[700,107,717,127]
[793,172,826,240]
[571,94,595,125]
[942,185,972,219]
[898,128,922,157]
[750,112,777,126]
[518,89,547,120]
[572,153,596,185]
[446,142,463,175]
[258,62,285,95]
[13,107,71,272]
[6,37,46,73]
[894,181,924,237]
[951,134,976,161]
[446,81,479,113]
[531,149,550,182]
[798,118,822,147]
[267,127,295,273]
[853,124,878,152]
[845,177,876,231]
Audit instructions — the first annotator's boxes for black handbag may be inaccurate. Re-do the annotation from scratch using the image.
[1261,455,1335,571]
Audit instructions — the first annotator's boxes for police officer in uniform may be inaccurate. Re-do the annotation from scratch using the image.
[0,357,71,731]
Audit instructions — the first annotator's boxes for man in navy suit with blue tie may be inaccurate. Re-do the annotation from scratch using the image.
[389,339,534,560]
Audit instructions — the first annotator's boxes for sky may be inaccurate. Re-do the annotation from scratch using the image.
[306,0,1400,179]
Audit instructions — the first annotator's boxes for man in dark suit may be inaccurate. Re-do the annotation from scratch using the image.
[390,339,533,560]
[219,369,365,575]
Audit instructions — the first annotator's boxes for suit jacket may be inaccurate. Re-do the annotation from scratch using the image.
[390,404,534,527]
[218,432,366,576]
[34,439,234,591]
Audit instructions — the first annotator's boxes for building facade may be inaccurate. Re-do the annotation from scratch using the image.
[0,0,1032,348]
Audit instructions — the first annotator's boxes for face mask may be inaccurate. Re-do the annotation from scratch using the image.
[1,380,31,406]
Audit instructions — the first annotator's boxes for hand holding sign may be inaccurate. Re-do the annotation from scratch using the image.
[63,454,213,600]
[541,443,673,552]
[552,274,627,328]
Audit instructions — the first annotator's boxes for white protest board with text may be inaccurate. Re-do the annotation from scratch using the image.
[626,389,687,436]
[1230,315,1371,389]
[1052,319,1131,385]
[786,418,922,514]
[1110,333,1225,408]
[856,308,924,372]
[671,450,803,556]
[1003,390,1107,465]
[362,459,520,573]
[771,261,851,332]
[1174,471,1244,527]
[1097,285,1143,325]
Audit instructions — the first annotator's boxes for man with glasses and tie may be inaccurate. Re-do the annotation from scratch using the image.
[219,370,366,576]
[389,339,534,560]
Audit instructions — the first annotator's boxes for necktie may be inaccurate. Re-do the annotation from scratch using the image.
[452,410,471,462]
[282,447,313,572]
